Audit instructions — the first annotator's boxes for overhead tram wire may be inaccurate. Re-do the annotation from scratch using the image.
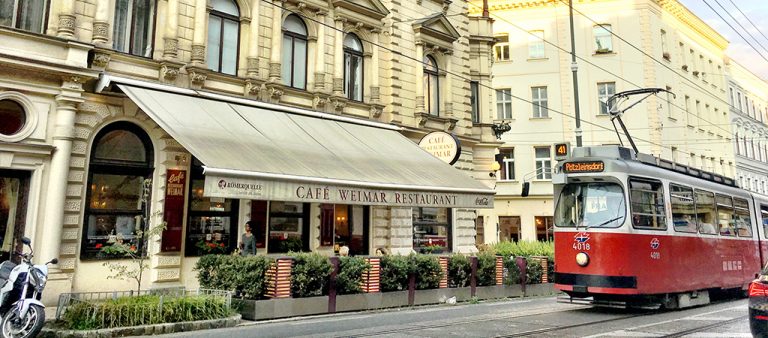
[259,0,675,153]
[726,0,768,50]
[556,0,750,139]
[706,0,768,63]
[464,1,738,142]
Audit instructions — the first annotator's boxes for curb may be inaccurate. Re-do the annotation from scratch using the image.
[39,314,241,337]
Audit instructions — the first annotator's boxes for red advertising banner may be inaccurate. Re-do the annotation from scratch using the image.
[161,169,186,252]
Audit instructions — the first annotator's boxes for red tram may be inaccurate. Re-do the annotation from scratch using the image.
[553,145,768,309]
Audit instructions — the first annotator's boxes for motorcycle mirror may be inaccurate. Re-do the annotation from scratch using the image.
[21,237,31,245]
[50,258,59,265]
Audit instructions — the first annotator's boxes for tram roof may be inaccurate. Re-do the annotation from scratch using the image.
[568,146,737,188]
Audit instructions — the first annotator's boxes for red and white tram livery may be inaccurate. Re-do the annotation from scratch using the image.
[553,145,768,309]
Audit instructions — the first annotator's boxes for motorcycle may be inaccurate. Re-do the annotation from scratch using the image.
[0,237,57,338]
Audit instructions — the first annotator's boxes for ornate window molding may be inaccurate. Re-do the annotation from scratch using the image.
[0,92,38,143]
[412,13,461,51]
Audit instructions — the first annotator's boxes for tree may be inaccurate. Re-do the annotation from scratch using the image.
[101,179,166,294]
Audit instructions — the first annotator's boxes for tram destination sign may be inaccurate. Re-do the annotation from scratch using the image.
[563,161,605,173]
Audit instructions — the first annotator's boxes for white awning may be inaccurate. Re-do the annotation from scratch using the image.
[112,78,494,209]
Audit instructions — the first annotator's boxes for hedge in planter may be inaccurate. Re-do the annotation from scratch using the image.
[410,254,442,290]
[476,252,497,286]
[380,255,410,292]
[337,257,371,295]
[194,255,273,299]
[292,252,333,297]
[447,254,471,288]
[503,257,544,285]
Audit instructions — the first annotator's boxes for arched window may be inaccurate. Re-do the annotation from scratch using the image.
[735,132,740,155]
[207,0,239,75]
[82,122,154,259]
[343,34,363,101]
[0,0,49,33]
[424,55,439,116]
[282,14,308,89]
[113,0,155,57]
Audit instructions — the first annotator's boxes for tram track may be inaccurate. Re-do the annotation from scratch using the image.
[658,315,748,338]
[494,311,649,337]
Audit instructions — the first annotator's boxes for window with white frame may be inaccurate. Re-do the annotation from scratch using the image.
[113,0,155,57]
[0,0,48,33]
[470,81,480,123]
[343,34,364,101]
[535,146,552,179]
[424,55,440,116]
[531,86,548,118]
[282,14,308,89]
[593,24,613,53]
[528,30,545,59]
[494,34,510,61]
[597,82,615,115]
[496,89,512,120]
[497,148,515,181]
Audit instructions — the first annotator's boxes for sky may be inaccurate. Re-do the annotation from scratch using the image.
[679,0,768,80]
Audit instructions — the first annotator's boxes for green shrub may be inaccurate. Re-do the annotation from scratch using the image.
[194,255,273,299]
[410,254,442,290]
[337,257,371,295]
[292,252,333,298]
[476,252,497,286]
[380,255,410,292]
[447,254,471,288]
[61,294,233,330]
[503,257,544,285]
[491,240,554,260]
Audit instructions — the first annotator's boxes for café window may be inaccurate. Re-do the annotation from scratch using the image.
[268,201,309,253]
[113,0,155,57]
[413,207,451,254]
[0,0,49,34]
[185,158,239,256]
[535,216,553,241]
[320,204,369,256]
[82,122,154,260]
[499,216,520,242]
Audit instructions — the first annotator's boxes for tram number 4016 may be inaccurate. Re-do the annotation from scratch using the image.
[650,252,661,260]
[573,242,591,250]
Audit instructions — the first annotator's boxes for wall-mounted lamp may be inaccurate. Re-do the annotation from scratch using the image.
[175,154,188,166]
[491,121,511,140]
[489,161,501,178]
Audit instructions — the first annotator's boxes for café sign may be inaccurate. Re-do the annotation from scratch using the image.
[418,131,461,165]
[203,175,494,209]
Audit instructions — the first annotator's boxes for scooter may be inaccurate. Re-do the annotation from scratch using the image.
[0,237,57,338]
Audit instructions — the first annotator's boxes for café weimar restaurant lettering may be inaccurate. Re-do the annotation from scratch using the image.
[204,175,493,208]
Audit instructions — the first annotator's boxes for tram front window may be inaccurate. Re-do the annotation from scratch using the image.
[555,183,626,228]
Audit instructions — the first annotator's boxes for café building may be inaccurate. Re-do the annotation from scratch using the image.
[68,74,495,291]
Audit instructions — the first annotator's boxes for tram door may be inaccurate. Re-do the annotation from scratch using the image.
[760,204,768,266]
[0,170,30,263]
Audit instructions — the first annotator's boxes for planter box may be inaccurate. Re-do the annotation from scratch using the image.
[40,314,241,338]
[235,284,557,321]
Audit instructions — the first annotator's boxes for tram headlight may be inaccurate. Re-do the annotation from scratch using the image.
[576,252,589,267]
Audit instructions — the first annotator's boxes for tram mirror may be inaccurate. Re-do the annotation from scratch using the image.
[521,182,530,197]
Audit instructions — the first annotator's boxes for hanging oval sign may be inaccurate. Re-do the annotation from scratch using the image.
[418,131,461,165]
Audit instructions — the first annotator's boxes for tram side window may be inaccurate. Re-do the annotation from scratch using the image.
[694,190,717,235]
[670,184,697,233]
[629,178,666,229]
[762,205,768,238]
[715,195,735,236]
[734,198,752,237]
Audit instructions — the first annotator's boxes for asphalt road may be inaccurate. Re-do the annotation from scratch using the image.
[151,295,751,337]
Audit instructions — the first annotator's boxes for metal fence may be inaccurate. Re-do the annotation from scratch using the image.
[55,288,232,328]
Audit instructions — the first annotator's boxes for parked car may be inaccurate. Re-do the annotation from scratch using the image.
[749,262,768,338]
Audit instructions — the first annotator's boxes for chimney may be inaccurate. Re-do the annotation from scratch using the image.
[483,0,490,18]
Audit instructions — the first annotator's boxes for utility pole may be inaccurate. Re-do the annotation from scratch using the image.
[569,0,583,147]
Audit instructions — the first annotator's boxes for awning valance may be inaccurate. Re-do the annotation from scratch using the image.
[108,76,494,209]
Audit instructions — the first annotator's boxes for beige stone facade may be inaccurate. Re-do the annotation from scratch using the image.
[0,0,496,302]
[469,0,736,243]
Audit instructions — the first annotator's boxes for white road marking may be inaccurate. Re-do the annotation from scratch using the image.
[682,333,751,337]
[290,315,372,325]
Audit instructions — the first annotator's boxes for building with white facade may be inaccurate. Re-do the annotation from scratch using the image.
[470,0,735,242]
[0,0,499,303]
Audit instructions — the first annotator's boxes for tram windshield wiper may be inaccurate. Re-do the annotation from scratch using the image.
[588,216,625,229]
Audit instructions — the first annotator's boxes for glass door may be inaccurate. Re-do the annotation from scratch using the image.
[0,170,29,262]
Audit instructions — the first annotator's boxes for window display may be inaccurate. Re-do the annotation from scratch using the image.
[413,207,451,254]
[268,201,308,253]
[185,158,238,256]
